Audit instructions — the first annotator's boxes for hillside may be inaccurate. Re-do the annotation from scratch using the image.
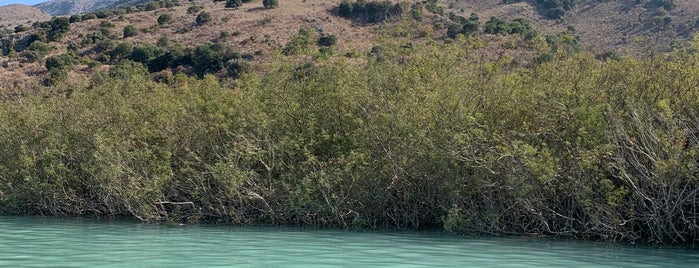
[0,4,51,30]
[449,0,699,54]
[4,0,699,89]
[34,0,151,16]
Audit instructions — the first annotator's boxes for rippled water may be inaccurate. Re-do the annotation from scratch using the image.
[0,216,697,267]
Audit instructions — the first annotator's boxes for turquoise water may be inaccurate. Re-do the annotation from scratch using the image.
[0,216,697,267]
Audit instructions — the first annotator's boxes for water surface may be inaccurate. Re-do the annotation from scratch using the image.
[0,216,697,267]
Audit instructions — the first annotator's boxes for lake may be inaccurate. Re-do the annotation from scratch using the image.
[0,216,697,267]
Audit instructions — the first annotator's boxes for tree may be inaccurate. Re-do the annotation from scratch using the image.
[263,0,278,9]
[123,25,138,38]
[226,0,242,8]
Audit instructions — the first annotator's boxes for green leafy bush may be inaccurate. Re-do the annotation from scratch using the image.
[158,14,173,25]
[196,12,212,25]
[123,25,138,38]
[336,0,403,24]
[225,0,242,8]
[263,0,278,9]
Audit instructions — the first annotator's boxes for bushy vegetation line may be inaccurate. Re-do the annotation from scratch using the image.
[337,0,404,24]
[1,35,699,244]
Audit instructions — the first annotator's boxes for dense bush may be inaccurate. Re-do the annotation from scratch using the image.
[483,17,534,37]
[537,0,575,19]
[336,0,403,24]
[282,28,316,56]
[317,34,338,47]
[225,0,242,8]
[447,13,480,38]
[48,17,71,42]
[123,25,138,38]
[158,14,173,25]
[22,41,52,62]
[3,30,699,246]
[191,43,242,77]
[196,12,212,25]
[263,0,278,9]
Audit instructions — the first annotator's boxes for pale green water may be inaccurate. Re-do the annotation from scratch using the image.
[0,216,697,267]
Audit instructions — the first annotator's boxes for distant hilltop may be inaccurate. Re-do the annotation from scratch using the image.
[0,4,51,30]
[33,0,150,16]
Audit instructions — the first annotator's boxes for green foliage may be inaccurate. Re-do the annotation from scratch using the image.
[483,17,534,37]
[263,0,278,9]
[14,25,30,33]
[225,0,242,8]
[424,0,443,15]
[5,28,699,246]
[158,14,173,25]
[536,0,575,19]
[23,41,52,62]
[143,1,161,11]
[109,42,134,62]
[45,53,77,71]
[282,28,316,56]
[191,43,242,77]
[336,0,403,24]
[123,25,138,38]
[196,12,212,25]
[187,5,203,14]
[317,34,338,47]
[48,17,71,42]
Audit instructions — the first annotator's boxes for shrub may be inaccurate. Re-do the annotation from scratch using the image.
[263,0,278,9]
[338,0,354,17]
[226,0,242,8]
[282,28,315,56]
[158,14,173,25]
[22,41,52,62]
[196,12,212,25]
[483,17,510,34]
[48,17,71,42]
[336,0,403,24]
[226,58,248,78]
[45,53,77,71]
[95,39,115,53]
[191,43,242,77]
[187,5,202,14]
[109,42,134,62]
[143,1,161,11]
[461,20,480,34]
[14,25,30,33]
[123,25,138,38]
[545,7,565,19]
[317,34,338,47]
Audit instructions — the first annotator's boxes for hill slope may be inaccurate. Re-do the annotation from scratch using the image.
[449,0,699,53]
[33,0,154,16]
[0,4,51,30]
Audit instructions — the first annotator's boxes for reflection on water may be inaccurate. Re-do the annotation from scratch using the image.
[0,216,697,267]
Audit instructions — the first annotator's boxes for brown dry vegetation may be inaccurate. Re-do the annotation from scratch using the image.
[0,4,51,30]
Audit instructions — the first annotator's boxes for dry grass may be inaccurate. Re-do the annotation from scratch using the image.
[0,4,51,30]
